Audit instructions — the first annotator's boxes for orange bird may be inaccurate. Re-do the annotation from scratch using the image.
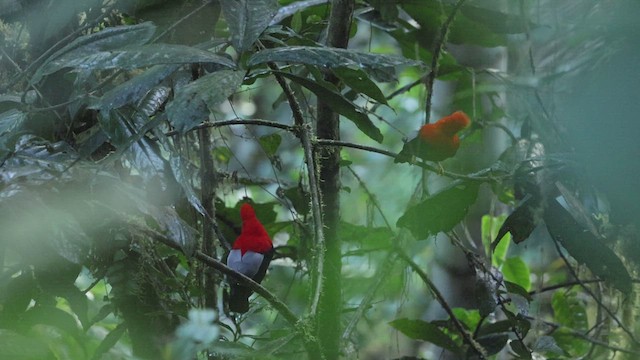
[395,111,471,163]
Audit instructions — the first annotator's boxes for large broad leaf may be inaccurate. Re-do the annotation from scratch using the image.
[544,198,632,294]
[0,109,26,154]
[502,257,531,291]
[93,65,180,111]
[333,67,388,105]
[389,318,462,354]
[169,154,206,217]
[31,22,156,84]
[91,323,126,360]
[275,71,383,142]
[221,0,279,52]
[397,182,479,240]
[493,196,541,250]
[38,44,235,79]
[166,70,245,133]
[248,46,423,82]
[0,329,53,360]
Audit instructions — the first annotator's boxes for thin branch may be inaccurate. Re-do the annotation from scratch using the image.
[151,0,215,43]
[139,225,297,323]
[553,239,640,345]
[341,253,396,343]
[395,245,487,359]
[424,0,468,123]
[165,119,296,137]
[267,63,326,316]
[315,138,501,182]
[525,314,640,356]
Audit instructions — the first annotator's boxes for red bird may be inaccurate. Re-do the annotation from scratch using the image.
[226,203,274,313]
[395,111,471,163]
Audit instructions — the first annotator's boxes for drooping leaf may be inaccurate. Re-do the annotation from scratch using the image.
[397,182,479,240]
[94,65,179,111]
[249,46,423,82]
[333,67,388,105]
[545,198,632,294]
[258,133,282,156]
[21,306,82,341]
[389,318,462,354]
[221,0,279,52]
[91,322,127,360]
[166,70,245,133]
[169,154,207,217]
[502,257,531,291]
[274,71,383,142]
[509,339,532,359]
[38,44,235,78]
[474,334,509,356]
[493,196,541,250]
[504,281,532,302]
[31,22,157,84]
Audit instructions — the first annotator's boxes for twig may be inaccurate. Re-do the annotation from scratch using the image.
[424,0,468,123]
[315,138,500,182]
[151,0,215,43]
[525,314,640,356]
[552,239,640,345]
[165,119,296,137]
[395,245,487,358]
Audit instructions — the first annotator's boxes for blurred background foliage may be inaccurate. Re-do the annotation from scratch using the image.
[0,0,639,359]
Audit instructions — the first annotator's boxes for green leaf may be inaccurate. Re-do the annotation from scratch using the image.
[258,133,282,156]
[475,334,509,356]
[91,322,126,360]
[213,146,233,164]
[0,109,26,154]
[166,70,245,133]
[249,46,423,82]
[39,44,235,77]
[221,0,279,52]
[544,198,632,294]
[552,291,589,356]
[481,214,510,266]
[552,290,587,330]
[21,306,82,340]
[502,257,531,291]
[32,22,157,84]
[274,71,383,142]
[333,67,388,105]
[504,281,532,302]
[509,339,532,359]
[94,65,180,111]
[169,154,206,217]
[0,329,53,360]
[389,318,461,354]
[338,222,394,249]
[451,308,479,330]
[494,196,541,249]
[397,182,479,239]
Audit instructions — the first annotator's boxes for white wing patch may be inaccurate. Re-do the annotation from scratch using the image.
[226,250,265,278]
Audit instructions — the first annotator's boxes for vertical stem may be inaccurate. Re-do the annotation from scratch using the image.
[199,123,217,310]
[316,0,354,358]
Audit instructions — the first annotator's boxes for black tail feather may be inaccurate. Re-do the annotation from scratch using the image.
[227,248,275,313]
